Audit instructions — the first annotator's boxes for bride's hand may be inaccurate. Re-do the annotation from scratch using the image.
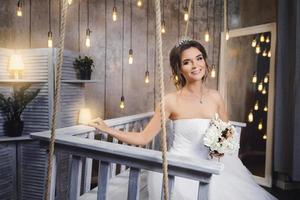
[209,151,224,159]
[88,117,110,133]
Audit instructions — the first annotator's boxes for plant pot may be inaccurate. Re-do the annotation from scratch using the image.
[3,120,24,137]
[79,70,92,80]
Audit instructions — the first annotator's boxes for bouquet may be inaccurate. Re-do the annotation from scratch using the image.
[203,114,239,159]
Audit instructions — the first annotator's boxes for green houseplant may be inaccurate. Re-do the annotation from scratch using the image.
[0,84,40,137]
[73,56,95,80]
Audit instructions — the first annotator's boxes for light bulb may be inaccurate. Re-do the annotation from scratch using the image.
[144,71,150,84]
[252,72,257,83]
[78,108,92,124]
[262,50,267,57]
[264,75,269,83]
[256,45,261,54]
[263,134,267,140]
[112,7,117,21]
[260,34,265,42]
[17,1,22,17]
[210,65,216,78]
[258,121,263,130]
[161,21,166,34]
[85,29,91,48]
[137,0,142,7]
[248,111,254,122]
[225,31,230,40]
[251,39,257,47]
[262,87,267,95]
[264,106,268,112]
[268,51,271,57]
[254,101,259,111]
[128,49,133,64]
[68,0,72,5]
[258,82,263,91]
[120,96,125,109]
[48,31,53,48]
[184,7,189,21]
[266,36,270,43]
[175,75,179,82]
[204,31,210,42]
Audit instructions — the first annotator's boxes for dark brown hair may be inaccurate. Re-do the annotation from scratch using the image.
[169,40,210,89]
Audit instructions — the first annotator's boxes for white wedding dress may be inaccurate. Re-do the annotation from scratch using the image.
[147,118,277,200]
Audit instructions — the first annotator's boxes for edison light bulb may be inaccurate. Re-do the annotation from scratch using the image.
[252,72,257,83]
[264,106,268,112]
[260,34,265,42]
[48,31,53,48]
[161,21,166,33]
[175,75,179,82]
[144,71,150,84]
[85,29,91,47]
[263,134,267,140]
[258,121,263,130]
[262,50,267,57]
[264,75,269,83]
[17,6,22,17]
[268,51,271,57]
[68,0,72,5]
[248,111,254,122]
[210,65,216,78]
[225,31,230,40]
[256,45,261,54]
[266,36,270,43]
[262,87,267,95]
[184,7,189,21]
[128,49,133,64]
[112,7,117,21]
[251,39,257,47]
[258,82,263,91]
[254,101,259,111]
[120,96,125,109]
[204,31,210,42]
[137,0,142,7]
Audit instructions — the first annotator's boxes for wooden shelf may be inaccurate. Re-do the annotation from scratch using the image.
[0,79,47,83]
[61,80,101,83]
[0,135,32,142]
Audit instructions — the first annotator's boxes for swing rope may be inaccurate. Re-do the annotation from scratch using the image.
[44,0,68,199]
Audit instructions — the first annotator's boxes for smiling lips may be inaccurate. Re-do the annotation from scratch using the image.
[191,68,202,75]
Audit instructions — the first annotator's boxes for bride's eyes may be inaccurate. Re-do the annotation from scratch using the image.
[197,56,203,61]
[183,61,189,65]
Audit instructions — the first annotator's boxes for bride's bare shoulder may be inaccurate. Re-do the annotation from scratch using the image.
[207,89,224,105]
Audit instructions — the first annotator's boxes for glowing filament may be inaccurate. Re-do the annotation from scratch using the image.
[258,122,263,130]
[225,31,230,40]
[268,51,271,57]
[262,87,267,95]
[137,0,142,7]
[254,101,259,111]
[161,21,166,34]
[258,82,263,91]
[263,134,267,140]
[266,36,270,43]
[252,72,257,83]
[256,45,261,54]
[184,7,189,21]
[85,29,91,48]
[251,39,257,47]
[204,31,210,42]
[260,34,265,42]
[264,106,268,112]
[264,75,269,83]
[48,31,53,48]
[248,111,254,122]
[210,65,216,78]
[262,50,267,57]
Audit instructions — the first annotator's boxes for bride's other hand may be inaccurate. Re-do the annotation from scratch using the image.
[209,151,224,159]
[89,117,110,133]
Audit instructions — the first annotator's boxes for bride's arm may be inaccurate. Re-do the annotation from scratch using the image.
[89,100,172,146]
[216,92,229,122]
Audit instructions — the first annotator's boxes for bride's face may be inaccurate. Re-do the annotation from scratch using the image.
[180,47,207,83]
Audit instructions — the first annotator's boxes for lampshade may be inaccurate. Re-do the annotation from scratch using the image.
[78,108,92,124]
[9,54,24,71]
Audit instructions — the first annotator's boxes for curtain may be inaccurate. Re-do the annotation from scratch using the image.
[274,0,300,181]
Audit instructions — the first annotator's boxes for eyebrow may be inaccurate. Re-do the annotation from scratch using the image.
[182,53,203,63]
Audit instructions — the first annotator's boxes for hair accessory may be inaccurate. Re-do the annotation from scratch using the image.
[176,37,193,47]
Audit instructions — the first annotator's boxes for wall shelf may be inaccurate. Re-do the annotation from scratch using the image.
[61,80,101,83]
[0,79,47,83]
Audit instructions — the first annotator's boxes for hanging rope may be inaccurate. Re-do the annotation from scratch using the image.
[45,0,68,199]
[154,0,169,199]
[184,0,194,37]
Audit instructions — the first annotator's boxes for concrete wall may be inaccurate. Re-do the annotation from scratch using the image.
[0,0,276,119]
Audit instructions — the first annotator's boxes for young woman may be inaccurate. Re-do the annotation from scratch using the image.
[89,40,277,200]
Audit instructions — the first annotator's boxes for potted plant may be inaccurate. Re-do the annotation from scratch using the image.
[0,84,40,137]
[73,56,95,80]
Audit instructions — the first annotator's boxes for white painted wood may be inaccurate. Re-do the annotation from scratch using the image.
[127,168,140,200]
[82,131,94,193]
[97,161,110,200]
[161,175,175,200]
[49,155,57,200]
[197,182,209,200]
[219,23,276,187]
[69,155,83,200]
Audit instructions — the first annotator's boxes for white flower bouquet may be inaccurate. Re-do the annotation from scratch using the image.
[203,114,240,159]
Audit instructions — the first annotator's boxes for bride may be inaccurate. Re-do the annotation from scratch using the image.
[89,39,277,200]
